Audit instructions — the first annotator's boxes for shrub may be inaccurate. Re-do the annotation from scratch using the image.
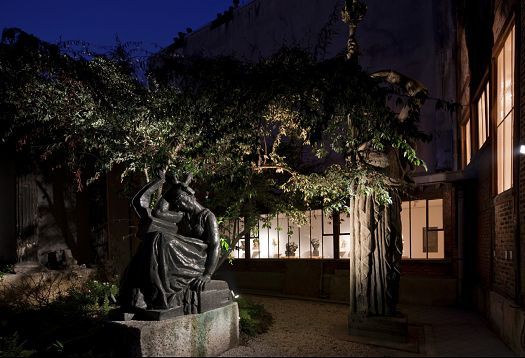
[0,331,34,357]
[236,297,273,337]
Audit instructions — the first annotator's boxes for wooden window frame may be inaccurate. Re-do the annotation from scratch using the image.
[491,18,516,196]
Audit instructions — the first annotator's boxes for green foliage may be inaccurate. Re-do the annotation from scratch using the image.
[65,280,118,315]
[0,264,14,280]
[236,297,274,337]
[0,278,118,357]
[0,331,35,357]
[0,28,432,261]
[219,236,234,265]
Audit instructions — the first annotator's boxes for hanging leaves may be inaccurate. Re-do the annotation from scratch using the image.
[0,29,428,224]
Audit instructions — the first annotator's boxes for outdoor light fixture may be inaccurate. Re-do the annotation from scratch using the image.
[231,290,240,299]
[520,145,525,155]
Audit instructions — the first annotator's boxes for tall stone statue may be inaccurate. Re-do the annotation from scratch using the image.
[118,173,231,319]
[347,148,406,341]
[347,70,427,341]
[348,148,404,318]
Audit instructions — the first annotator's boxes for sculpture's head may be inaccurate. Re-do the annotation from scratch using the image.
[168,173,199,213]
[172,185,198,213]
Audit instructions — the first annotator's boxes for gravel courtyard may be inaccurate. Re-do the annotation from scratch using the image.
[221,295,381,357]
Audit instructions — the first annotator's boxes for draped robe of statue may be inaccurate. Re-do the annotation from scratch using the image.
[119,177,219,315]
[348,148,404,317]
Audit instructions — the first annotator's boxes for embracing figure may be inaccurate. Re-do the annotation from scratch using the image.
[119,173,220,315]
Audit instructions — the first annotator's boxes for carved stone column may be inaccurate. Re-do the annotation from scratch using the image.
[348,192,402,317]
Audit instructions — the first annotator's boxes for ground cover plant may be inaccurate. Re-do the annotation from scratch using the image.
[0,273,273,356]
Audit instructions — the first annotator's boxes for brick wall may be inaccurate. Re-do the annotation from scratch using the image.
[476,147,493,289]
[457,0,521,303]
[493,191,515,298]
[516,2,525,305]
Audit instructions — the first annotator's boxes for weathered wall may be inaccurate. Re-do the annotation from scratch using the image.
[174,0,456,174]
[214,259,458,306]
[106,168,140,275]
[0,146,16,263]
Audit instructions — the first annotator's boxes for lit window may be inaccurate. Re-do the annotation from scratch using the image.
[401,199,444,259]
[477,82,490,148]
[464,118,471,166]
[244,210,333,259]
[496,26,514,193]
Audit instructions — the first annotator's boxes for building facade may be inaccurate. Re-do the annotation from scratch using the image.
[457,0,524,353]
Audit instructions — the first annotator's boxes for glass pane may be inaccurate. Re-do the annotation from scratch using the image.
[237,239,246,259]
[427,231,445,259]
[465,119,471,165]
[237,218,244,238]
[486,81,490,137]
[299,218,311,258]
[339,234,350,258]
[310,210,322,258]
[401,201,410,258]
[410,200,427,259]
[497,123,504,193]
[428,199,443,229]
[340,211,351,235]
[285,217,300,258]
[323,236,334,259]
[265,215,279,258]
[503,113,513,191]
[498,51,504,125]
[322,210,334,235]
[250,219,259,239]
[504,33,513,117]
[478,96,484,147]
[254,217,265,259]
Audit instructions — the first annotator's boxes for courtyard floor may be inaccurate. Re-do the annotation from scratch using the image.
[221,294,515,357]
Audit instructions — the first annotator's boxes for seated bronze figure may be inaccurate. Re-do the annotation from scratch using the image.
[119,173,225,317]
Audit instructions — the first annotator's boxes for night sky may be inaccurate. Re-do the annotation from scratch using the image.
[0,0,240,52]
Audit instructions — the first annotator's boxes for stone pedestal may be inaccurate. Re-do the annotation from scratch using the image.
[348,313,408,343]
[113,280,234,321]
[109,303,239,357]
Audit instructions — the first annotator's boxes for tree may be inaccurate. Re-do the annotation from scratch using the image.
[0,25,427,272]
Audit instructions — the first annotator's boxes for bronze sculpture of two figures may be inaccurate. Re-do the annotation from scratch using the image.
[118,173,231,320]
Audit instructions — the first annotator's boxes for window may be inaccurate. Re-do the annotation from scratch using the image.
[229,200,446,260]
[222,218,245,258]
[339,212,352,259]
[464,118,471,166]
[401,199,444,259]
[477,82,490,148]
[496,26,514,193]
[240,210,334,259]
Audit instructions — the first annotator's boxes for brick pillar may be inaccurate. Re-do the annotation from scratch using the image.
[519,1,525,307]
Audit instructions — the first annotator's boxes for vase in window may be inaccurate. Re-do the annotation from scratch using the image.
[285,242,298,257]
[311,238,320,257]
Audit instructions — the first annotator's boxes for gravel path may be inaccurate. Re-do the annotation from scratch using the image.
[221,295,381,357]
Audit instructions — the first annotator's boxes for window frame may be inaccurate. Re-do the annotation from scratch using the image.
[473,76,491,151]
[401,199,445,260]
[461,116,472,168]
[238,210,334,260]
[492,20,516,195]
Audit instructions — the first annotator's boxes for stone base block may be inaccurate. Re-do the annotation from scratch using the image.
[348,313,408,343]
[108,303,239,357]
